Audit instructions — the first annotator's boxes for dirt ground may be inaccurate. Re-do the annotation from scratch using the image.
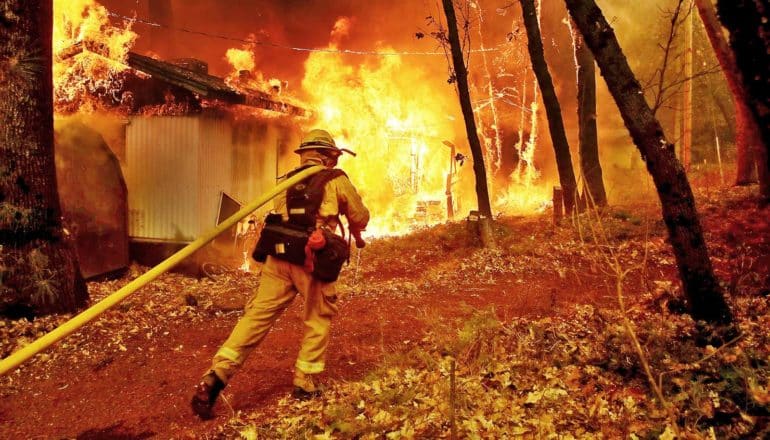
[0,185,767,439]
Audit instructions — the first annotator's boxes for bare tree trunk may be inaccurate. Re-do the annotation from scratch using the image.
[717,0,770,201]
[695,0,762,186]
[441,0,495,247]
[681,8,693,171]
[565,0,732,325]
[574,26,607,207]
[520,0,579,214]
[0,0,88,316]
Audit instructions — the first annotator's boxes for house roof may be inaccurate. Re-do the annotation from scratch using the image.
[57,41,310,118]
[126,52,309,118]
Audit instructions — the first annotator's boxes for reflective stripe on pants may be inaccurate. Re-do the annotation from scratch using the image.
[208,256,338,384]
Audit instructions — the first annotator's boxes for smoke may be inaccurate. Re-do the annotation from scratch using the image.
[593,0,698,203]
[100,0,440,87]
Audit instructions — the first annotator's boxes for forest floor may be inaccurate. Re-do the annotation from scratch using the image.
[0,182,768,439]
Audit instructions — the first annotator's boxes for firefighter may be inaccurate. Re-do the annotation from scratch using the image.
[191,129,370,419]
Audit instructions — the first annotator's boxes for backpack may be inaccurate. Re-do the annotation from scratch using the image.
[253,168,351,282]
[285,167,347,229]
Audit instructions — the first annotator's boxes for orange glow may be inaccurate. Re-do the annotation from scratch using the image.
[53,2,553,235]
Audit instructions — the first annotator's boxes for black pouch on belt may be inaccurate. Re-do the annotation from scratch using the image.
[253,214,309,265]
[311,229,350,282]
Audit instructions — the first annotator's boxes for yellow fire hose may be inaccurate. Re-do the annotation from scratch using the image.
[0,165,324,376]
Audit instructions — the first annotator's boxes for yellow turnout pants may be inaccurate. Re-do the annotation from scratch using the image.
[208,256,339,384]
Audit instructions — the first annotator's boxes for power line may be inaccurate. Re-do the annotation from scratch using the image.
[108,12,500,57]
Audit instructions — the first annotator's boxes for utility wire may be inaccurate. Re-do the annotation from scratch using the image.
[107,11,500,57]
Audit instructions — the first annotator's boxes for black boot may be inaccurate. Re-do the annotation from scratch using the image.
[191,372,225,420]
[291,387,322,401]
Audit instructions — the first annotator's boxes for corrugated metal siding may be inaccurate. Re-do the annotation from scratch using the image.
[198,118,233,233]
[254,126,280,215]
[230,122,255,205]
[231,122,281,208]
[255,124,278,202]
[255,125,279,200]
[125,115,292,243]
[126,117,201,241]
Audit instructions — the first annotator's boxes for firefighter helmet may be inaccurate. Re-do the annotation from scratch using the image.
[295,129,356,156]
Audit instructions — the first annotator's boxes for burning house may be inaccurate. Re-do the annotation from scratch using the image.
[52,0,557,266]
[56,47,310,276]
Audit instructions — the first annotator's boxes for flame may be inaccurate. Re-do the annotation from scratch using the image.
[300,18,464,236]
[494,5,549,215]
[224,42,266,91]
[240,252,252,273]
[226,47,256,73]
[53,0,136,113]
[223,39,289,100]
[474,3,503,182]
[298,15,554,234]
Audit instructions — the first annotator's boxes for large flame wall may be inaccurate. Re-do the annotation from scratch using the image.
[58,0,719,236]
[299,21,467,235]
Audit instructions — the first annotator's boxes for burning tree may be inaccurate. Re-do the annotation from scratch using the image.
[520,0,579,214]
[564,0,733,326]
[0,0,88,316]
